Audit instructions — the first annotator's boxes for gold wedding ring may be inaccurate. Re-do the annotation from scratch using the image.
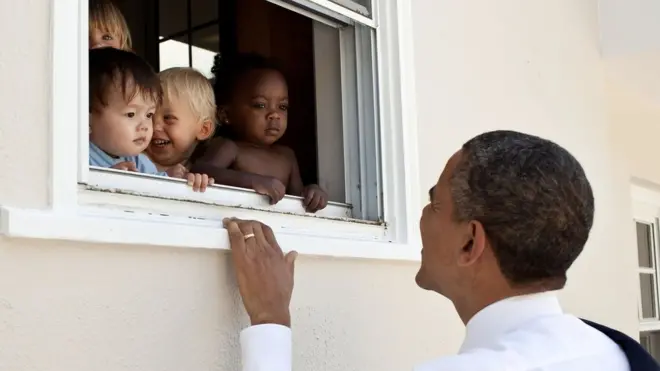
[243,233,255,241]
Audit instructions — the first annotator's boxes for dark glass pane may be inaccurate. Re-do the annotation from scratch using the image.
[642,333,652,352]
[159,0,188,38]
[638,222,655,268]
[641,273,657,319]
[191,0,218,28]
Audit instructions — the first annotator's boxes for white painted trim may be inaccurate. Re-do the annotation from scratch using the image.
[50,0,82,211]
[632,181,660,211]
[328,0,370,18]
[0,206,420,261]
[290,0,374,27]
[78,0,90,184]
[266,0,343,28]
[86,167,354,219]
[640,321,660,333]
[375,0,421,244]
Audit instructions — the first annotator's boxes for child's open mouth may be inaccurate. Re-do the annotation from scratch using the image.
[152,139,171,147]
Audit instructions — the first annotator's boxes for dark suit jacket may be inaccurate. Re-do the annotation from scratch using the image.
[583,319,660,371]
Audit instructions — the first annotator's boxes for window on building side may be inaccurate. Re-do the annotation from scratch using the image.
[88,0,381,221]
[635,218,660,361]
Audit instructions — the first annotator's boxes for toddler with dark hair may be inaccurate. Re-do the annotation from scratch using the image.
[191,53,328,212]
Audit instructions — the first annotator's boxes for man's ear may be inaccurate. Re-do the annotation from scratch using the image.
[457,220,487,267]
[197,118,214,141]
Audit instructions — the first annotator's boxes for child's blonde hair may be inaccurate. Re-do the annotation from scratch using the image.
[89,0,132,51]
[159,67,217,127]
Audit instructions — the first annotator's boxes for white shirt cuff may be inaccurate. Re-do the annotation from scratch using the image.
[240,324,292,371]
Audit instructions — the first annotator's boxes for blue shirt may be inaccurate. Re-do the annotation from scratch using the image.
[89,142,167,176]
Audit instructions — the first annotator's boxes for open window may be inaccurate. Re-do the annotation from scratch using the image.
[88,0,381,221]
[0,0,418,259]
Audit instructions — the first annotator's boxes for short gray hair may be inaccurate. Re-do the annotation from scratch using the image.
[450,130,594,289]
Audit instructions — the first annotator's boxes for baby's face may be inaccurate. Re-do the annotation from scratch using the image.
[90,28,122,50]
[90,84,156,157]
[228,69,289,146]
[148,94,209,167]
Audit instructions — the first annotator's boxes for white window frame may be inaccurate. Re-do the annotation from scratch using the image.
[632,182,660,332]
[0,0,421,261]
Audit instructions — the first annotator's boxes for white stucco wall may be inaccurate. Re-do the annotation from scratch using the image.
[0,0,643,370]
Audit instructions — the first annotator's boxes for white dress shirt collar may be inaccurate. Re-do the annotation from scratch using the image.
[460,291,562,353]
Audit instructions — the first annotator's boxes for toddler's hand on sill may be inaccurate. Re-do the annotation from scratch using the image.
[186,172,214,192]
[166,164,213,192]
[111,161,137,172]
[251,175,286,205]
[302,184,328,213]
[166,163,188,179]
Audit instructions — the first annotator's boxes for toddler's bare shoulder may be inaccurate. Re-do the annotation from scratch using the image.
[272,144,296,159]
[206,137,238,152]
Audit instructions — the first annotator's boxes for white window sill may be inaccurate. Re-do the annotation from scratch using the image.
[0,182,421,261]
[87,167,355,219]
[640,320,660,333]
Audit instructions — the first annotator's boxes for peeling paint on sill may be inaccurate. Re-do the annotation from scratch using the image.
[86,185,384,227]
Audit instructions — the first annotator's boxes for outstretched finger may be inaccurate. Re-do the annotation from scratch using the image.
[251,222,272,254]
[285,250,298,277]
[261,224,284,257]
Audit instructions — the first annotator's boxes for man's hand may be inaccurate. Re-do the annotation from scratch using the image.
[111,161,137,172]
[223,218,297,327]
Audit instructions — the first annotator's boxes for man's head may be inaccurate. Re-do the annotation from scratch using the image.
[416,130,594,303]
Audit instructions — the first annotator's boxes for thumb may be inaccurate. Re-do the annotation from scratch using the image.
[285,250,298,275]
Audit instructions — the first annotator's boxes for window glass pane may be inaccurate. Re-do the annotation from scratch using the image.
[159,35,191,70]
[330,0,371,17]
[637,222,655,268]
[642,333,652,351]
[191,0,218,28]
[641,331,660,362]
[159,0,188,38]
[641,273,657,319]
[191,26,220,77]
[158,29,217,78]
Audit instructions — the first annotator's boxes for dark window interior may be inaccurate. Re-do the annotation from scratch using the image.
[114,0,319,186]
